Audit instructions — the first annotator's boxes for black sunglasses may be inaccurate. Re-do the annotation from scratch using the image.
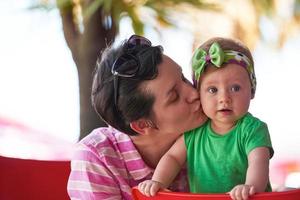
[111,35,152,108]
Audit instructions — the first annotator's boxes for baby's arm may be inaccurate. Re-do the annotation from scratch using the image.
[138,135,187,197]
[229,147,270,200]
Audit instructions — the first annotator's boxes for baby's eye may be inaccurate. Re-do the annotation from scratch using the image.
[208,87,217,94]
[231,85,240,92]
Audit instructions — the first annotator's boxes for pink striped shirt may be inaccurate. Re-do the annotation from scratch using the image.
[67,127,188,200]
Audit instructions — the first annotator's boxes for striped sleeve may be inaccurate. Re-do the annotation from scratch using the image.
[67,144,121,200]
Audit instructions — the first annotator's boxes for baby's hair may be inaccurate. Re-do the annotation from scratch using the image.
[194,37,256,97]
[199,37,254,67]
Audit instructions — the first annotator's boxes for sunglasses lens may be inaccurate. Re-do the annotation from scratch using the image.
[113,54,139,76]
[112,35,151,77]
[127,35,151,49]
[112,35,153,109]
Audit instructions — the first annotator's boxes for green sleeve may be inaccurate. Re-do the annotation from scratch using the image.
[244,122,274,158]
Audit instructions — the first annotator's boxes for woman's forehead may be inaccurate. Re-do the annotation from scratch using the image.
[143,55,182,94]
[161,55,182,73]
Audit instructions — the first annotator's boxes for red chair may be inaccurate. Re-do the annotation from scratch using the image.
[132,187,300,200]
[0,155,70,200]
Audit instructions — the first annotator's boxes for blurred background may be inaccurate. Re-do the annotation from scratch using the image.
[1,0,300,190]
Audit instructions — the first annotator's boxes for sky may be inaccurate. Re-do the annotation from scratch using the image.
[0,1,79,142]
[1,0,300,169]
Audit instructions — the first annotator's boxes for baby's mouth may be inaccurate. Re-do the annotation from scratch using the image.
[218,108,232,114]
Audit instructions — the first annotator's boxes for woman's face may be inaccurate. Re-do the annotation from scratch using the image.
[144,55,207,136]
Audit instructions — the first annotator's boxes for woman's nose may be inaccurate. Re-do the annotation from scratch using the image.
[185,83,200,104]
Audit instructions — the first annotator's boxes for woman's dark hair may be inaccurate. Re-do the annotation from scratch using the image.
[92,38,164,135]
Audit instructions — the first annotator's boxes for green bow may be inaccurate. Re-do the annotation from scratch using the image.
[192,42,225,81]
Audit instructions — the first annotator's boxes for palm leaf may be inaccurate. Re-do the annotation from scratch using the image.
[83,0,104,20]
[125,5,144,35]
[252,0,276,16]
[81,0,218,35]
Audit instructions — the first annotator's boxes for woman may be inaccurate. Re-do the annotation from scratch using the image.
[67,35,207,200]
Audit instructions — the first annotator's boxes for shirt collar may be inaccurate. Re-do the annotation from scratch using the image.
[110,126,153,180]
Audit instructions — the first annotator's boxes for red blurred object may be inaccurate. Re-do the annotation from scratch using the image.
[0,155,70,200]
[270,157,300,188]
[132,187,300,200]
[0,116,74,160]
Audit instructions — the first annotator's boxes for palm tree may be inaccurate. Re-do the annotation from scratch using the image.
[37,0,300,139]
[54,0,217,139]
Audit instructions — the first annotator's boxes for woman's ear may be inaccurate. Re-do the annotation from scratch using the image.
[130,119,156,135]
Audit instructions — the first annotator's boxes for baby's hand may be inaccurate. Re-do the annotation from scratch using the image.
[138,180,164,197]
[229,184,255,200]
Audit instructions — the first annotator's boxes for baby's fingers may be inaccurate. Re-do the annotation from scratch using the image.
[241,185,255,200]
[138,180,162,197]
[143,182,154,197]
[229,185,248,200]
[249,185,255,196]
[241,186,250,200]
[230,187,242,200]
[229,185,255,200]
[138,181,152,197]
[229,186,239,200]
[149,183,161,196]
[138,182,146,194]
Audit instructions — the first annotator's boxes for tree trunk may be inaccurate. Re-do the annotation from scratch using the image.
[58,3,117,140]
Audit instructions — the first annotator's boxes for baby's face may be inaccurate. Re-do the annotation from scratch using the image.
[199,64,252,132]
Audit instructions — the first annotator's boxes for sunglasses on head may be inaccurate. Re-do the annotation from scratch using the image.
[111,35,152,108]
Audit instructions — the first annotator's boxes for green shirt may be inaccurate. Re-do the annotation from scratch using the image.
[184,113,273,193]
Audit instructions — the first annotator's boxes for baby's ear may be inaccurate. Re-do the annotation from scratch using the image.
[251,89,255,99]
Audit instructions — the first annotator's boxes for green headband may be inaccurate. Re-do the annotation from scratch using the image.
[192,42,256,95]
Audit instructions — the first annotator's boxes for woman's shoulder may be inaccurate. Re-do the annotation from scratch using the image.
[75,126,134,158]
[79,126,130,146]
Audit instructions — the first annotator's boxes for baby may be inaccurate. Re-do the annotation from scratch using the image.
[138,37,274,200]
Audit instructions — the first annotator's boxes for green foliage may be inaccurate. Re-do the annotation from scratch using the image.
[56,0,72,9]
[28,1,55,11]
[32,0,217,35]
[252,0,276,16]
[82,0,217,35]
[83,0,104,19]
[126,6,144,35]
[295,0,300,15]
